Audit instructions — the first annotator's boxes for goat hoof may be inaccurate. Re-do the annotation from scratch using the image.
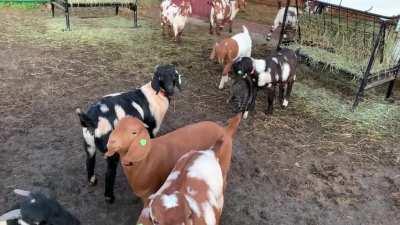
[89,176,97,186]
[105,196,115,204]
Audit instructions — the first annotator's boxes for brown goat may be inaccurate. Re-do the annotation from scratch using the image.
[105,114,242,205]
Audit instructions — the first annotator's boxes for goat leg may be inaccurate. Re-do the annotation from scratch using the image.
[86,151,97,186]
[229,20,233,33]
[266,86,275,115]
[104,154,119,204]
[283,79,294,108]
[279,83,285,107]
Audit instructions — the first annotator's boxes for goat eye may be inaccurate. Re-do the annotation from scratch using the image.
[132,131,137,135]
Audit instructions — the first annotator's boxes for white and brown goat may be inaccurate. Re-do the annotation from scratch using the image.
[210,25,252,89]
[161,0,192,42]
[209,0,247,35]
[231,48,298,116]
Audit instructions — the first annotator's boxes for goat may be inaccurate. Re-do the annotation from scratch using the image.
[105,113,242,206]
[231,48,298,115]
[0,189,80,225]
[161,0,192,42]
[75,64,182,203]
[210,25,252,89]
[209,0,247,35]
[266,6,298,41]
[136,114,241,225]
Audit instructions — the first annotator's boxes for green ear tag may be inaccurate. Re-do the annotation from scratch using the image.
[139,139,147,147]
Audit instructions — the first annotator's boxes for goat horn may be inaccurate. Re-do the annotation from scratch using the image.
[14,189,31,197]
[0,209,22,221]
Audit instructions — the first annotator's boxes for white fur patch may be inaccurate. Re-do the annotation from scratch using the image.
[103,92,122,97]
[231,26,252,59]
[161,194,179,209]
[113,119,118,127]
[114,105,126,120]
[82,127,96,156]
[187,151,223,205]
[202,202,216,225]
[100,104,109,113]
[90,176,96,183]
[281,63,291,81]
[258,68,272,87]
[141,83,169,135]
[131,102,144,120]
[293,74,297,81]
[141,207,150,218]
[95,117,112,138]
[167,171,180,181]
[185,195,201,217]
[272,57,279,64]
[243,111,249,119]
[0,221,7,225]
[218,76,229,89]
[18,220,29,225]
[283,99,289,107]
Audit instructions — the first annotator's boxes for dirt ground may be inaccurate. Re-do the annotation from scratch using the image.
[0,4,400,225]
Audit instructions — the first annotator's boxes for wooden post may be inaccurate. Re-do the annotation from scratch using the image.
[50,0,55,17]
[277,0,291,51]
[64,0,70,31]
[115,5,119,15]
[352,22,386,110]
[132,0,138,28]
[295,0,301,42]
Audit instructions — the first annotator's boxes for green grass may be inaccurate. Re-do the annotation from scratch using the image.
[294,80,400,139]
[0,1,44,8]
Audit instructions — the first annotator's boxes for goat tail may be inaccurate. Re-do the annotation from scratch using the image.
[242,25,249,34]
[224,113,242,138]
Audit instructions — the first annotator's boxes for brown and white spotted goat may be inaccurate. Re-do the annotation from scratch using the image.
[135,114,242,225]
[231,48,298,116]
[209,0,247,35]
[161,0,192,42]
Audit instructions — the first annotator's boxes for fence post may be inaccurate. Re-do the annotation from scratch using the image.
[352,22,386,110]
[295,0,301,42]
[132,0,138,28]
[50,0,55,17]
[277,0,291,51]
[64,0,70,31]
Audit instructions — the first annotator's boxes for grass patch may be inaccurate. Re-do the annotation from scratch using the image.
[0,1,43,9]
[293,77,400,139]
[290,13,399,78]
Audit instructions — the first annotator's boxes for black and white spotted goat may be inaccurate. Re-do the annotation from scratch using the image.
[0,189,80,225]
[230,48,298,117]
[76,64,182,203]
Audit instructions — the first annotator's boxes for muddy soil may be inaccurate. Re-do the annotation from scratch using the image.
[0,7,399,225]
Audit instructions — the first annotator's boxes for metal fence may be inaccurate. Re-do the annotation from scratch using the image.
[277,0,400,109]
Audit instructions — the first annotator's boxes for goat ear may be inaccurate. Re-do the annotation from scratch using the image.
[14,189,31,197]
[151,73,161,94]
